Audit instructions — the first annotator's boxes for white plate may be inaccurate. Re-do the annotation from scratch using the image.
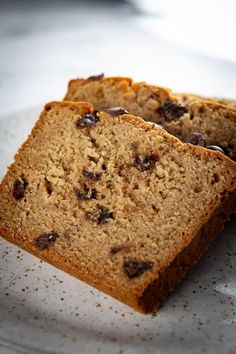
[0,107,236,354]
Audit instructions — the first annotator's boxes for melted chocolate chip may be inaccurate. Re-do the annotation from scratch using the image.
[111,246,123,254]
[105,107,129,117]
[97,206,114,224]
[185,133,206,147]
[76,111,100,128]
[87,73,104,81]
[83,170,102,181]
[75,184,97,200]
[206,145,225,154]
[156,100,188,121]
[12,178,28,200]
[134,154,159,172]
[123,260,153,279]
[44,178,53,195]
[86,206,114,224]
[35,232,59,250]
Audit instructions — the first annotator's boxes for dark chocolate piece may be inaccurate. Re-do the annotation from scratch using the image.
[83,170,102,181]
[134,154,159,172]
[111,246,123,255]
[35,231,59,250]
[12,178,28,200]
[76,111,100,128]
[105,107,129,117]
[185,133,206,147]
[156,100,188,121]
[44,178,53,195]
[87,73,104,81]
[86,206,114,224]
[97,206,114,224]
[75,184,97,200]
[123,260,153,279]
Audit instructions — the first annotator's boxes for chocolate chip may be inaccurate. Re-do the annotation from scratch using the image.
[185,133,206,147]
[12,178,28,200]
[123,260,153,279]
[76,111,100,128]
[44,178,53,195]
[35,232,59,250]
[88,155,99,164]
[105,107,129,117]
[83,170,102,181]
[206,145,225,154]
[134,154,159,172]
[75,184,97,200]
[87,73,104,81]
[156,100,188,121]
[97,206,114,224]
[111,246,123,255]
[86,206,114,224]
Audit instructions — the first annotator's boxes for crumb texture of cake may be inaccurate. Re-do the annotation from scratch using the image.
[164,102,236,161]
[65,75,236,161]
[0,101,235,313]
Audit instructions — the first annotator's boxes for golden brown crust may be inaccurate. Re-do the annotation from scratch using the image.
[189,100,236,123]
[65,76,176,102]
[66,76,236,124]
[177,92,236,111]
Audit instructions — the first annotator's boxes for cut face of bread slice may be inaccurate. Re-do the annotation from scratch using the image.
[0,101,235,313]
[65,75,236,161]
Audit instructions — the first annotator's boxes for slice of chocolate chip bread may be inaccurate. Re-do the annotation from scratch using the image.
[65,75,236,160]
[0,101,235,313]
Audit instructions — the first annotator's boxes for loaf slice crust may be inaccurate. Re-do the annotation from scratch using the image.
[65,75,236,161]
[176,92,236,110]
[0,101,235,313]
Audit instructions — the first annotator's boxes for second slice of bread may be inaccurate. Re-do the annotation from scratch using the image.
[65,75,236,161]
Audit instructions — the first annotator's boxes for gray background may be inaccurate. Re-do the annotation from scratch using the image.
[1,0,236,116]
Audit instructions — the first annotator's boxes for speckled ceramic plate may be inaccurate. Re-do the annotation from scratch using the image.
[0,106,236,354]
